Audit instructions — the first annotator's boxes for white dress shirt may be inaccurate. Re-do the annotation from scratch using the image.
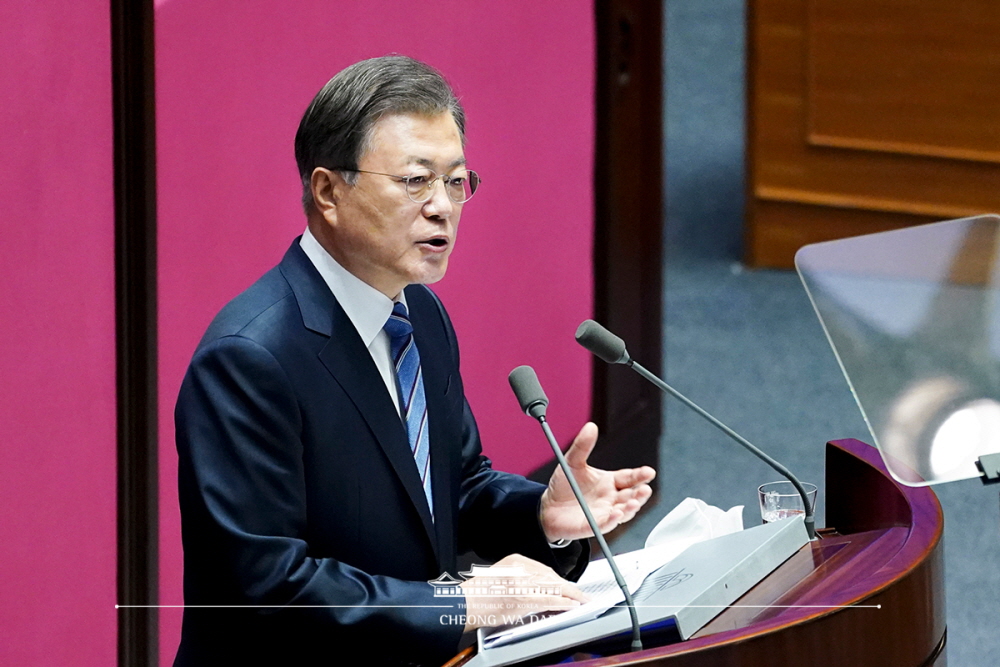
[299,227,406,416]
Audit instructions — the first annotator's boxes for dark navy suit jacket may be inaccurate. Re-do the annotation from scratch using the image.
[174,240,584,666]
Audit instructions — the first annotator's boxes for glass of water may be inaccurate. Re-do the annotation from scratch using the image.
[758,481,818,524]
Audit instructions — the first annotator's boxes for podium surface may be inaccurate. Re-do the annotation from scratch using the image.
[447,438,945,667]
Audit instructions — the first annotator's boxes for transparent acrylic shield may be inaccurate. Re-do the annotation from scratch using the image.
[795,214,1000,487]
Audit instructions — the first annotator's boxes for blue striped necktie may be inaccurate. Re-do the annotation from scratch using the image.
[383,302,433,517]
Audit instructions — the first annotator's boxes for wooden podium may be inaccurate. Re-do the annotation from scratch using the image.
[446,438,946,666]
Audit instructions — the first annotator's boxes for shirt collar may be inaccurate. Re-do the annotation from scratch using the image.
[299,227,407,346]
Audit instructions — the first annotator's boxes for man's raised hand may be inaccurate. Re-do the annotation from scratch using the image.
[538,422,656,542]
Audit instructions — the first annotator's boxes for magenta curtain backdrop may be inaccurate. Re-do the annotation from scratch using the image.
[0,2,117,665]
[156,1,595,660]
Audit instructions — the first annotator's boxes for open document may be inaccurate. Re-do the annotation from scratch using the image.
[482,498,743,649]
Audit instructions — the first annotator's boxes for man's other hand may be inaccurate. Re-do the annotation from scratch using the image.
[539,422,656,542]
[460,554,588,633]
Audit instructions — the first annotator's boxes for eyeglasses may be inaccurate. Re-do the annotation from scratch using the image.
[340,168,481,204]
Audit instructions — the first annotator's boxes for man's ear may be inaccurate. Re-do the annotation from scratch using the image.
[310,167,344,217]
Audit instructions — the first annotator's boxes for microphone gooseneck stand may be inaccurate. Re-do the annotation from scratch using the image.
[575,319,818,540]
[508,365,643,652]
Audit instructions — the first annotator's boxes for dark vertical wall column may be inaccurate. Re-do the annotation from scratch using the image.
[592,1,664,476]
[112,0,158,664]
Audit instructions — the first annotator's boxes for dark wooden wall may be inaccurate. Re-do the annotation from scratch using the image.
[112,0,158,664]
[747,0,1000,268]
[591,0,664,478]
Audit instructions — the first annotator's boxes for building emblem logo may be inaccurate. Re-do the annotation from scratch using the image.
[428,564,561,597]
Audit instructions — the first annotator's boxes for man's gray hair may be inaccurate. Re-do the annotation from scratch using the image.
[294,55,466,214]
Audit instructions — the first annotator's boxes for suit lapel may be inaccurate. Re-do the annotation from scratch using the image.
[279,242,439,559]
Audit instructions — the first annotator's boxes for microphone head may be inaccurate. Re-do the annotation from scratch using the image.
[575,320,630,364]
[508,365,549,419]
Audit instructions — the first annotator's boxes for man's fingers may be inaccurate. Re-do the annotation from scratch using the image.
[614,496,641,513]
[557,580,590,604]
[502,595,582,612]
[488,554,587,602]
[493,553,558,578]
[594,506,625,533]
[461,553,591,631]
[615,499,641,524]
[600,487,651,530]
[612,465,656,489]
[614,485,651,518]
[615,483,652,505]
[563,422,599,468]
[536,595,583,610]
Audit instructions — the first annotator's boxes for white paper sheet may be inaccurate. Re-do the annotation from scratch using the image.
[482,498,743,649]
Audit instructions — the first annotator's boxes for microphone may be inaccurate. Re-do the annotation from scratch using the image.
[508,365,549,419]
[508,366,643,652]
[575,320,818,540]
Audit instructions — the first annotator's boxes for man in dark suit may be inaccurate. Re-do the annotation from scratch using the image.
[174,56,655,666]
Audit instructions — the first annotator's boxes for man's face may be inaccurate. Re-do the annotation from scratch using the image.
[321,112,466,299]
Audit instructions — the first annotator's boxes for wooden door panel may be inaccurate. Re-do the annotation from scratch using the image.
[748,0,1000,268]
[808,0,1000,162]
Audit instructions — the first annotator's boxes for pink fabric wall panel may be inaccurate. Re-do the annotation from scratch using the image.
[0,3,117,665]
[156,2,594,660]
